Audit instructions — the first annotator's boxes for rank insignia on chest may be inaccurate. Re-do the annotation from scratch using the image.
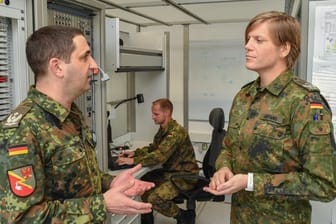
[8,145,28,156]
[310,102,323,109]
[7,165,36,197]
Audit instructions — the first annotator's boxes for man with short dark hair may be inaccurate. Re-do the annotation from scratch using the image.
[0,25,154,223]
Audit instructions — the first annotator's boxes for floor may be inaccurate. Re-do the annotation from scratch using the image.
[153,199,336,224]
[154,201,231,224]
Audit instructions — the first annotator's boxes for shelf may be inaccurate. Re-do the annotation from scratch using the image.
[120,47,162,56]
[105,18,165,73]
[116,66,164,72]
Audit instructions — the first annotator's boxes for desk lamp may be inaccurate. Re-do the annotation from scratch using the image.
[114,93,144,109]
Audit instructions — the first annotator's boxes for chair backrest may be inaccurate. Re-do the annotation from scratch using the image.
[202,107,226,179]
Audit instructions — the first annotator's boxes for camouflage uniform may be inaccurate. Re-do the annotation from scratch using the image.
[216,71,336,224]
[135,119,198,218]
[0,87,113,224]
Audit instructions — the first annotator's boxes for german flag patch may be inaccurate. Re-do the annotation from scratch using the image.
[8,145,28,156]
[310,102,323,109]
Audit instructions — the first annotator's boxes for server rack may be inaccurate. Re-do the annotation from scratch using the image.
[0,0,28,120]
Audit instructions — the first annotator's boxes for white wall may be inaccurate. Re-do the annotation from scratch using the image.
[138,25,185,125]
[142,0,285,139]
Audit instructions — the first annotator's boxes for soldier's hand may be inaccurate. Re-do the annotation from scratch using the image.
[210,167,234,189]
[110,164,155,196]
[203,167,234,195]
[104,179,153,215]
[122,151,135,158]
[204,173,247,195]
[125,179,155,196]
[116,156,134,165]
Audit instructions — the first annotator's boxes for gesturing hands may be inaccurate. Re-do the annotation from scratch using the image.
[203,167,248,195]
[104,164,155,214]
[111,164,155,196]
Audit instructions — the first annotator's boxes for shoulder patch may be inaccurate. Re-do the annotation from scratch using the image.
[293,77,320,92]
[241,80,254,89]
[8,165,36,197]
[3,106,31,128]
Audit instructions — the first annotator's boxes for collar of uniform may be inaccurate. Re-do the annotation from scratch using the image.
[246,71,294,96]
[159,119,176,135]
[28,86,73,123]
[166,119,177,130]
[265,70,294,96]
[244,79,260,97]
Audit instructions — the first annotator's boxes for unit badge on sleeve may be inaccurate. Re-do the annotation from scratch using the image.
[7,165,36,197]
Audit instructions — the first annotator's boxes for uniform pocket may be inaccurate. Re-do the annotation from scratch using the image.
[50,141,89,196]
[309,121,331,154]
[228,115,243,134]
[309,121,330,135]
[52,144,85,166]
[253,114,288,140]
[250,114,290,169]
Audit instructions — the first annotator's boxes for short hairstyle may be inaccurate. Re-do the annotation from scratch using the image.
[245,11,301,69]
[152,98,173,115]
[25,25,84,80]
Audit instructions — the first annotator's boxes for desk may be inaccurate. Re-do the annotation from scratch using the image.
[107,166,158,224]
[108,166,155,177]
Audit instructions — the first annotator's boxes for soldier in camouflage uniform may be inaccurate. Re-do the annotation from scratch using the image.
[204,11,336,223]
[0,25,154,224]
[117,98,198,224]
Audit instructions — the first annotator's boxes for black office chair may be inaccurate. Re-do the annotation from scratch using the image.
[170,107,226,224]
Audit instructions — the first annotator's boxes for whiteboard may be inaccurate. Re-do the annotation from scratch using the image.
[189,40,257,121]
[308,0,336,138]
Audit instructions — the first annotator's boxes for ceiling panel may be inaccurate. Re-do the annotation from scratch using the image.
[107,5,198,24]
[106,9,156,24]
[106,0,164,4]
[183,0,286,22]
[103,0,287,27]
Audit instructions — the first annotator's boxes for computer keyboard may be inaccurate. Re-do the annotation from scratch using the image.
[108,156,135,170]
[107,145,135,170]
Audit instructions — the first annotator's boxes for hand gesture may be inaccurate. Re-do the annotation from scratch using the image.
[111,164,155,196]
[104,178,152,215]
[204,167,247,195]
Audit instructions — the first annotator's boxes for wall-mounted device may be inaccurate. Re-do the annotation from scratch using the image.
[105,18,165,72]
[95,67,110,81]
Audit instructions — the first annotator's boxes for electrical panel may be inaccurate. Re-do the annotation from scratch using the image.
[0,0,27,121]
[0,17,12,120]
